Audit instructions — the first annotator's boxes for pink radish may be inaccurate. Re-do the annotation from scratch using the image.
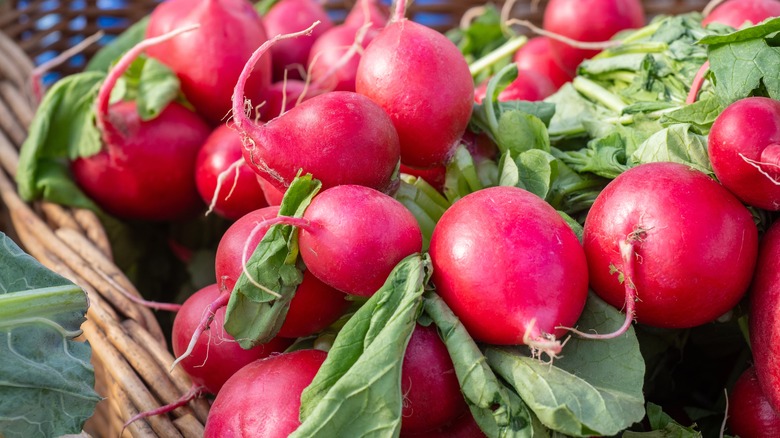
[356,0,474,169]
[749,220,780,414]
[171,283,292,394]
[702,0,780,28]
[214,206,349,338]
[263,0,334,81]
[513,36,573,90]
[195,124,268,220]
[474,68,556,104]
[145,0,271,124]
[727,367,780,437]
[429,186,588,356]
[708,97,780,211]
[71,26,211,221]
[232,24,401,194]
[542,0,645,76]
[583,162,758,337]
[204,349,328,437]
[257,175,285,205]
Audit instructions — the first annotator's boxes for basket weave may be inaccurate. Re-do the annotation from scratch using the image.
[0,0,711,437]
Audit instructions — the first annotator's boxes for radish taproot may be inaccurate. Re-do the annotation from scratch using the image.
[727,367,780,437]
[702,0,780,28]
[195,124,268,220]
[583,162,758,337]
[204,349,328,437]
[542,0,645,75]
[232,24,401,194]
[145,0,271,124]
[71,26,211,221]
[429,186,588,356]
[171,283,292,394]
[708,96,780,211]
[356,0,473,169]
[749,219,780,415]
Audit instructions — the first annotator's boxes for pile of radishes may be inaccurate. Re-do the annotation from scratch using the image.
[18,0,780,435]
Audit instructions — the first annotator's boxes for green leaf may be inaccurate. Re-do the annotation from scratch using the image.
[498,150,556,199]
[223,175,321,348]
[255,0,282,16]
[137,58,181,120]
[630,124,712,174]
[659,97,723,134]
[622,403,702,437]
[16,72,105,209]
[444,145,497,204]
[85,17,149,72]
[497,111,551,155]
[0,233,100,438]
[423,293,534,438]
[292,254,429,437]
[702,17,780,105]
[486,294,646,437]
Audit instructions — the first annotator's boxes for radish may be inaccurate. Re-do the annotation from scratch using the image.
[355,0,474,169]
[71,26,211,221]
[257,175,285,205]
[749,219,780,414]
[583,162,758,338]
[257,184,422,296]
[195,124,268,220]
[513,36,573,90]
[403,410,485,438]
[542,0,645,76]
[232,25,401,194]
[727,367,780,437]
[474,68,556,104]
[708,97,780,211]
[204,349,328,437]
[171,283,292,394]
[214,206,349,338]
[145,0,271,124]
[307,0,388,92]
[400,164,446,192]
[256,78,316,121]
[702,0,780,28]
[400,324,467,434]
[429,186,588,356]
[263,0,334,81]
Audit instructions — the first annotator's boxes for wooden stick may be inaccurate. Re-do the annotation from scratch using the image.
[71,208,113,258]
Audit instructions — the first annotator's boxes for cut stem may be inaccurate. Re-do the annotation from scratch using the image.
[392,0,408,22]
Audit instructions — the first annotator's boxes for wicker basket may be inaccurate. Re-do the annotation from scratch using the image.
[0,1,711,437]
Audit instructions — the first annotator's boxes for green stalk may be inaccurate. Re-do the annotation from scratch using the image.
[573,76,627,113]
[469,35,527,77]
[0,285,87,334]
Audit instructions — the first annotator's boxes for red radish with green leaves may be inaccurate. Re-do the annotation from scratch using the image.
[513,36,573,90]
[232,24,401,194]
[474,68,556,104]
[708,96,780,211]
[542,0,645,75]
[145,0,271,124]
[356,0,473,169]
[263,0,334,81]
[214,205,349,338]
[429,186,588,357]
[582,162,758,338]
[171,283,293,394]
[71,26,211,221]
[702,0,780,28]
[727,367,780,437]
[204,349,328,437]
[195,124,268,220]
[749,219,780,415]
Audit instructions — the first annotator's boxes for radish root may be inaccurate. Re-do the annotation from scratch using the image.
[740,151,780,185]
[121,384,206,433]
[206,156,246,216]
[507,19,621,50]
[523,318,564,362]
[170,291,230,372]
[31,31,105,103]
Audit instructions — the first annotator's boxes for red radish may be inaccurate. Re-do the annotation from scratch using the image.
[71,26,211,221]
[583,162,758,337]
[702,0,780,28]
[307,0,388,92]
[400,324,467,434]
[263,0,334,81]
[708,97,780,211]
[145,0,271,124]
[542,0,645,75]
[214,206,349,338]
[232,25,401,194]
[171,283,292,394]
[266,184,422,296]
[400,164,446,192]
[356,0,474,169]
[749,220,780,414]
[256,78,315,121]
[195,124,268,220]
[513,36,573,90]
[727,367,780,437]
[430,186,588,356]
[258,175,285,205]
[204,349,327,437]
[473,68,556,104]
[403,410,486,438]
